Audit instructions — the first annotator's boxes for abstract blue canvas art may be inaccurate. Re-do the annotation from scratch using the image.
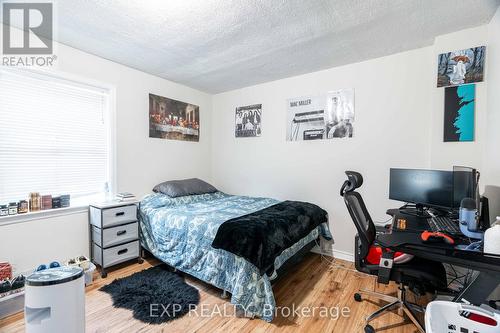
[444,84,475,142]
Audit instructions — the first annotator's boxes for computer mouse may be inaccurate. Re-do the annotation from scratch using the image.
[421,231,455,245]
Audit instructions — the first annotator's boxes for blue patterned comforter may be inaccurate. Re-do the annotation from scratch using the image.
[139,191,331,322]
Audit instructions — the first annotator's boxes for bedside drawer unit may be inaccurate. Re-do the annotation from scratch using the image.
[93,241,140,268]
[89,201,142,278]
[90,204,137,228]
[92,222,139,248]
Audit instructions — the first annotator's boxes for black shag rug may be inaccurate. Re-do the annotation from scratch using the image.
[99,265,200,324]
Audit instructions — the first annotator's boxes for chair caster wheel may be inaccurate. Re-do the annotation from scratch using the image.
[354,293,362,302]
[101,271,107,278]
[138,258,144,264]
[364,324,375,333]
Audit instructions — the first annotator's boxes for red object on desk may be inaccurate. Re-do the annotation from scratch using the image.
[421,231,455,245]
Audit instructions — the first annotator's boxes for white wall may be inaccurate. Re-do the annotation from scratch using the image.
[211,25,496,257]
[430,19,500,223]
[212,47,434,256]
[54,42,213,197]
[429,26,489,173]
[0,29,212,274]
[2,15,500,272]
[0,212,89,274]
[485,8,500,186]
[484,8,500,222]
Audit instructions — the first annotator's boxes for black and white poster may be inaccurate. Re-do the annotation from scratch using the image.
[286,89,354,141]
[235,104,262,137]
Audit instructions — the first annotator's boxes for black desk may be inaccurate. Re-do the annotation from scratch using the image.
[377,209,500,306]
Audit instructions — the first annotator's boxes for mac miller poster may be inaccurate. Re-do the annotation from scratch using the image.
[286,89,354,141]
[235,104,262,137]
[444,84,475,142]
[437,46,485,88]
[149,94,200,142]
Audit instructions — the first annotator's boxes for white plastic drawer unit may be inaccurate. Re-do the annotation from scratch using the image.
[92,222,139,248]
[89,201,143,278]
[90,204,137,228]
[93,241,140,268]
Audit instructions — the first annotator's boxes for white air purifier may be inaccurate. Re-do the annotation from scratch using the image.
[25,266,85,333]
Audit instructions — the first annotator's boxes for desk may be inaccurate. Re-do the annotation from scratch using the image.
[377,210,500,306]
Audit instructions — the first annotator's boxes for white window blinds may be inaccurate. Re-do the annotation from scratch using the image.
[0,69,111,204]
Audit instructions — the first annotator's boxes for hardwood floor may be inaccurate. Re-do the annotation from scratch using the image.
[0,253,423,333]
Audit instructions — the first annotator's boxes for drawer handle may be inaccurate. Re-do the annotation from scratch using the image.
[117,249,128,255]
[116,230,127,236]
[115,212,125,217]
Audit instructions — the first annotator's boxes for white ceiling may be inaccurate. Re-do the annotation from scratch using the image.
[16,1,500,93]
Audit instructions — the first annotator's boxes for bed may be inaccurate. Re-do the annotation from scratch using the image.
[139,191,331,322]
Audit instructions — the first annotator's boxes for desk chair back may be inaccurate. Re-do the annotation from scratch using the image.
[340,171,376,260]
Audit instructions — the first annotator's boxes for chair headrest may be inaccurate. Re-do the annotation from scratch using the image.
[346,171,363,189]
[340,171,364,196]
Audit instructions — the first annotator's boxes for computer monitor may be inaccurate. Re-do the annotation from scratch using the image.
[453,166,477,208]
[389,168,453,209]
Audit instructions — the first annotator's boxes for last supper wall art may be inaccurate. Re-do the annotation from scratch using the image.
[149,93,200,142]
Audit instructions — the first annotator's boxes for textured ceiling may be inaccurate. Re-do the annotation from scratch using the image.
[8,0,500,93]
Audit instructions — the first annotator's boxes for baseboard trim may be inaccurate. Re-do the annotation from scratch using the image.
[311,247,354,262]
[331,249,354,262]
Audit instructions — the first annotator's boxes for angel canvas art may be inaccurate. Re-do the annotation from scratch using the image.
[437,46,485,88]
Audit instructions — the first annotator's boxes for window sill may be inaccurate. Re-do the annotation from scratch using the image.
[0,206,88,226]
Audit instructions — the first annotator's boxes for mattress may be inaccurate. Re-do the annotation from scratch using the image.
[139,191,329,322]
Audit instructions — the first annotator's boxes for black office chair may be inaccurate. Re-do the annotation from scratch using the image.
[340,171,447,333]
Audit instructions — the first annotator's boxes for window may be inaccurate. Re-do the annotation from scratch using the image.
[0,68,112,205]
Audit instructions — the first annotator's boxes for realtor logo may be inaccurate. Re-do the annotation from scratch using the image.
[2,2,53,54]
[1,1,56,66]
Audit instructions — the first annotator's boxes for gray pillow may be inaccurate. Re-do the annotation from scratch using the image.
[153,178,217,197]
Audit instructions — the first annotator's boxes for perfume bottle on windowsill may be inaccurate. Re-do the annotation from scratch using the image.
[29,192,41,212]
[18,200,29,214]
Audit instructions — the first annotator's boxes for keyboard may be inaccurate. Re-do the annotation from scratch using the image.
[428,216,461,235]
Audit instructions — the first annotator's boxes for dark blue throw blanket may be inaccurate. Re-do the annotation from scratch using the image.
[211,200,328,275]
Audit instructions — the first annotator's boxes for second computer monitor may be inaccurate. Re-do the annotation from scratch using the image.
[389,168,453,209]
[453,166,477,208]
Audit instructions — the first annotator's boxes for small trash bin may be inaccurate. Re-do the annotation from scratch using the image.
[25,266,85,333]
[425,301,499,333]
[84,263,96,286]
